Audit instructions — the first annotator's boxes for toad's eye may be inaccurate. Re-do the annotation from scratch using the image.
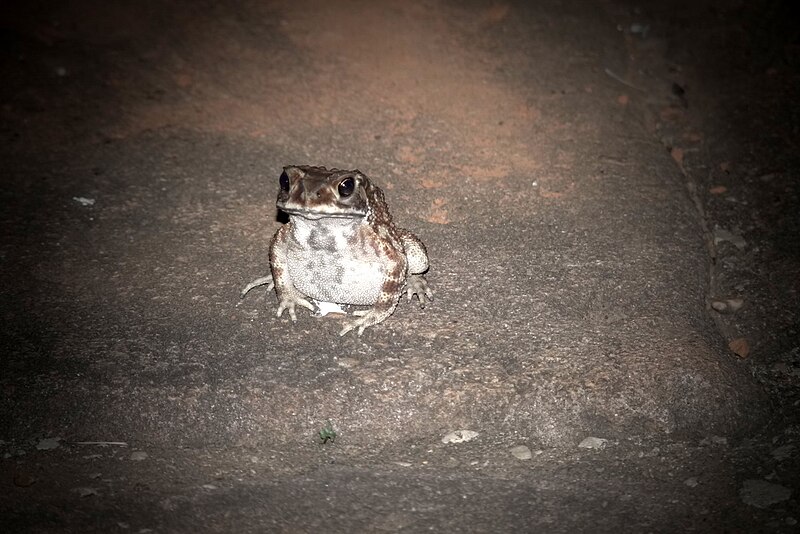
[279,171,290,191]
[338,177,355,197]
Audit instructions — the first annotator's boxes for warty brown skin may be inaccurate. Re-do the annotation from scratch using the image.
[243,165,432,336]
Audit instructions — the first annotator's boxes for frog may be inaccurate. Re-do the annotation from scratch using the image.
[242,165,433,336]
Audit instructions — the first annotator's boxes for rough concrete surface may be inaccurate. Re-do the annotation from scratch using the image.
[1,0,798,532]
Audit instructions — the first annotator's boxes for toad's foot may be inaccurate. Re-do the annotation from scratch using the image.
[276,289,315,322]
[406,274,434,308]
[339,308,390,337]
[241,275,274,298]
[338,314,370,337]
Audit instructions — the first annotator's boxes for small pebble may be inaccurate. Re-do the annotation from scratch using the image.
[578,437,609,449]
[129,451,148,461]
[73,196,95,206]
[726,298,743,311]
[684,477,699,488]
[36,438,61,450]
[13,472,36,487]
[336,357,360,368]
[510,445,532,460]
[441,430,479,444]
[74,487,98,498]
[713,228,746,250]
[711,298,744,313]
[711,300,728,312]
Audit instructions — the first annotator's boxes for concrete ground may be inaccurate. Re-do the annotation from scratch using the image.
[1,0,798,532]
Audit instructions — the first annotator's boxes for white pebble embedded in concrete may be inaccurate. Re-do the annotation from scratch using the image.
[510,445,532,460]
[441,430,479,444]
[578,437,609,449]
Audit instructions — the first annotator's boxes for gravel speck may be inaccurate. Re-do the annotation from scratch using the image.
[36,438,61,451]
[578,437,609,449]
[441,430,479,444]
[510,445,532,460]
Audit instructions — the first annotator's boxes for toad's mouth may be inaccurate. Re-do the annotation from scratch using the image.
[278,206,367,220]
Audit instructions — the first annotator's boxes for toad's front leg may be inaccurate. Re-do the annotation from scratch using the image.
[270,225,314,321]
[398,229,433,307]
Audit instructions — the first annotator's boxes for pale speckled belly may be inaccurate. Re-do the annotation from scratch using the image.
[287,248,386,305]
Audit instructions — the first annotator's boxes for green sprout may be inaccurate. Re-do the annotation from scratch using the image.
[319,421,337,444]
